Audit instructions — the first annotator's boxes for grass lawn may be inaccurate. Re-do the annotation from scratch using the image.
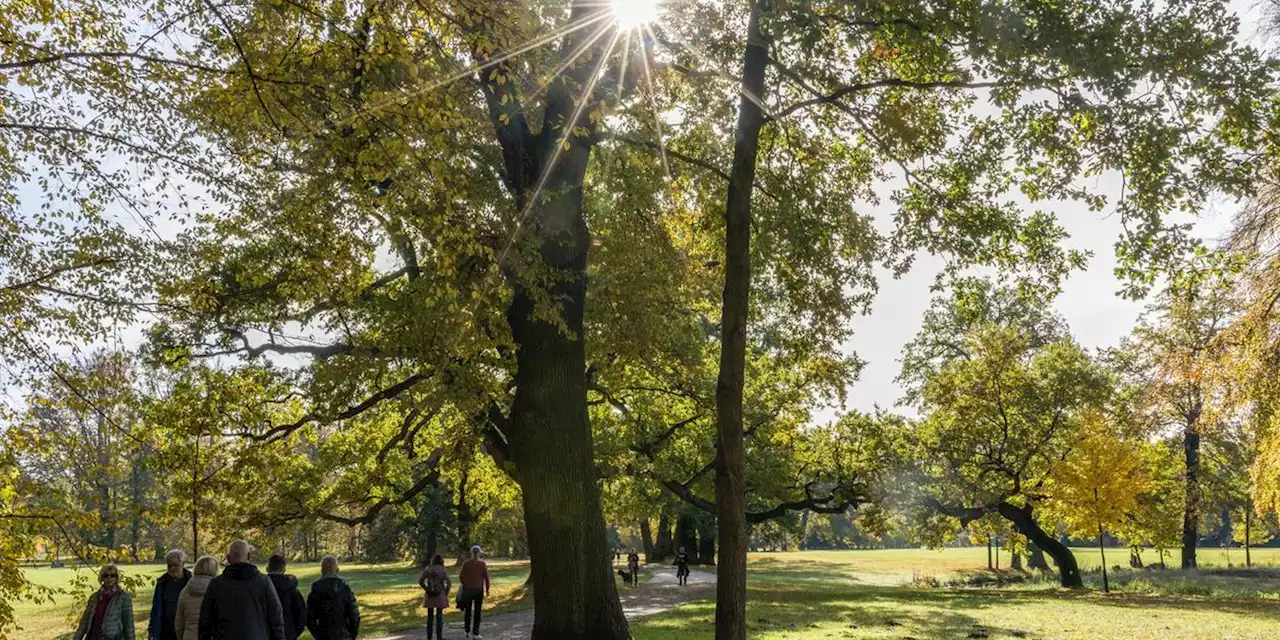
[631,547,1280,639]
[14,547,1280,639]
[12,560,531,640]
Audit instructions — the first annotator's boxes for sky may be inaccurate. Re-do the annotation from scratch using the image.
[825,0,1271,416]
[826,186,1237,419]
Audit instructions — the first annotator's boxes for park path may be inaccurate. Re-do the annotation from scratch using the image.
[371,565,715,640]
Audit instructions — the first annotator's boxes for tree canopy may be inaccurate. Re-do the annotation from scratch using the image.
[2,0,1280,635]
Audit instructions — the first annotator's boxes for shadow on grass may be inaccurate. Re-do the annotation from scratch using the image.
[634,584,1038,639]
[638,569,1280,640]
[745,557,867,585]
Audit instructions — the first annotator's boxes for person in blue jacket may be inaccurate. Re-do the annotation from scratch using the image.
[150,550,192,640]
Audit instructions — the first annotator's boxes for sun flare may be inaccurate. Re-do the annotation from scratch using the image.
[612,0,661,29]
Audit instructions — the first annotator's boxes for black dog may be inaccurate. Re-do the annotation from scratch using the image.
[617,568,637,586]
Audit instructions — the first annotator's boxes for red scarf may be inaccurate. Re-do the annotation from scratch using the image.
[90,588,119,639]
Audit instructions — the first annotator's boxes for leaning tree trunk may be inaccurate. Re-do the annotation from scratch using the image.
[1129,547,1144,568]
[998,503,1082,588]
[714,3,771,639]
[1183,423,1201,570]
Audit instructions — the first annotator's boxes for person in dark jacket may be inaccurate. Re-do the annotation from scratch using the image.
[267,555,307,640]
[307,556,360,640]
[150,549,192,640]
[198,540,286,640]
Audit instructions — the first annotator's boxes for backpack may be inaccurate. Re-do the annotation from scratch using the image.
[426,569,447,597]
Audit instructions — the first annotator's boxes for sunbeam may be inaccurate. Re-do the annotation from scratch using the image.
[638,28,670,178]
[648,24,775,119]
[612,0,661,29]
[349,8,615,124]
[526,16,619,104]
[497,27,624,264]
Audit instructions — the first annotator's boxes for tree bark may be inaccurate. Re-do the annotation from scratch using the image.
[997,502,1082,588]
[1011,549,1023,571]
[987,539,993,570]
[676,511,698,560]
[641,519,655,563]
[698,517,717,566]
[1028,542,1048,569]
[472,3,629,635]
[714,4,770,639]
[654,509,672,562]
[425,513,440,565]
[1129,547,1144,569]
[1182,425,1201,570]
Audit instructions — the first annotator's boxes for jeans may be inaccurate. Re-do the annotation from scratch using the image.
[427,607,444,639]
[460,588,484,634]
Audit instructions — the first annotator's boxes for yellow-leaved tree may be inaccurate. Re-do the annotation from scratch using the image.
[1051,414,1152,592]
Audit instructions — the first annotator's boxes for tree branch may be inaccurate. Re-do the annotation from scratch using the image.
[247,372,431,443]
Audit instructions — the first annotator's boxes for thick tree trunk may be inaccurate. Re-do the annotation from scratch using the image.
[698,517,717,566]
[426,516,440,564]
[641,519,655,563]
[474,3,629,636]
[998,503,1082,588]
[676,511,698,560]
[1183,425,1201,570]
[714,4,770,639]
[654,509,673,562]
[505,155,629,639]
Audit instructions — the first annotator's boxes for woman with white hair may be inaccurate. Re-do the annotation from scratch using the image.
[149,549,191,640]
[73,563,135,640]
[173,556,218,640]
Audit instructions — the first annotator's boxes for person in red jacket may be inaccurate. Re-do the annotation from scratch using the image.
[456,546,491,640]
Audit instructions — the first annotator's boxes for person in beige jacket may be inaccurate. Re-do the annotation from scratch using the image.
[174,556,219,640]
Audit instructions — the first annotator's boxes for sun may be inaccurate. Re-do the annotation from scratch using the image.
[612,0,661,29]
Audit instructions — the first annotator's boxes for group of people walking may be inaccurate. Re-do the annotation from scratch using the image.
[611,545,692,587]
[416,546,491,640]
[72,541,491,640]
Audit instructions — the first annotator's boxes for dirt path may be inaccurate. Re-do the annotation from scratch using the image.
[372,565,715,639]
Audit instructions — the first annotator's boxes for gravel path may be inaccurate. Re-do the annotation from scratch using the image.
[371,565,715,640]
